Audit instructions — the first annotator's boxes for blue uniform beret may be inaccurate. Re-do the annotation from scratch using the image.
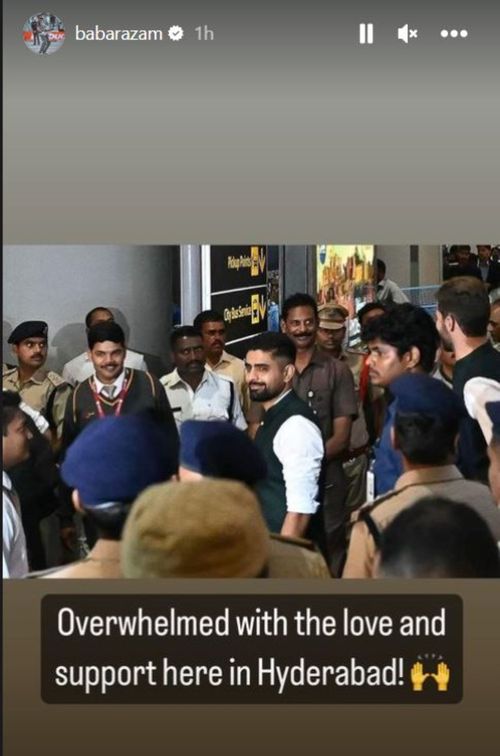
[391,372,466,422]
[180,420,267,486]
[8,321,48,344]
[486,401,500,440]
[61,413,177,506]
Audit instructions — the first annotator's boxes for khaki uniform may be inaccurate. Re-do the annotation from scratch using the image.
[343,465,500,578]
[267,534,331,578]
[340,348,371,515]
[293,347,358,574]
[3,365,71,437]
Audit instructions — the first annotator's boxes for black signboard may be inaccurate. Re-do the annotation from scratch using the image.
[211,286,268,344]
[210,246,267,292]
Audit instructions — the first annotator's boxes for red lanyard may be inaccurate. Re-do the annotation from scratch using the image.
[90,373,130,419]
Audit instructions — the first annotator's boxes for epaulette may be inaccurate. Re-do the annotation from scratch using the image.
[2,364,17,377]
[353,489,407,548]
[352,488,402,522]
[160,373,176,388]
[46,371,66,387]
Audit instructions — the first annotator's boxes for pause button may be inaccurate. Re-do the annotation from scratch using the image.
[359,23,374,45]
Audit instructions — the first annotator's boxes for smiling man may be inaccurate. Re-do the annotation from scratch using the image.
[62,306,148,386]
[245,331,325,548]
[61,321,177,449]
[280,293,357,575]
[59,320,178,550]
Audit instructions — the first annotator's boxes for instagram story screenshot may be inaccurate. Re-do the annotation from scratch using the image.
[3,1,500,754]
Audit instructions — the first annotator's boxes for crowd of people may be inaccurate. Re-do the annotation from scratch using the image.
[3,266,500,579]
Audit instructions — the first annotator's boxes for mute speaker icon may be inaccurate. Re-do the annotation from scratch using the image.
[398,24,418,43]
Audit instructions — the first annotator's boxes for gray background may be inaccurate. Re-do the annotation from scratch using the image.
[4,1,499,242]
[2,245,177,373]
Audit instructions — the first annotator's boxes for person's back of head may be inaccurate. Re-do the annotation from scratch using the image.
[391,372,465,466]
[121,479,270,578]
[61,412,178,540]
[376,259,387,279]
[179,420,267,485]
[437,276,490,338]
[377,497,500,578]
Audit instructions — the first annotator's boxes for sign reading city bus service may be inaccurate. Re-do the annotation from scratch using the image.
[202,246,268,350]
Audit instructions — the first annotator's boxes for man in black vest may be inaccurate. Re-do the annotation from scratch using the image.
[245,332,325,548]
[62,321,177,449]
[60,320,178,548]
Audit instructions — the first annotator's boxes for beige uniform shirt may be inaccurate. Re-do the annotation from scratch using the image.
[267,534,331,578]
[343,465,500,578]
[2,366,71,437]
[341,349,370,451]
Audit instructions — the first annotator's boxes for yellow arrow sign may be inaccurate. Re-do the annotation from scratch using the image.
[250,247,260,276]
[259,248,266,274]
[258,295,267,321]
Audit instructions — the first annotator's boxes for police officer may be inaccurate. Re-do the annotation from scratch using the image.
[343,373,500,578]
[281,294,358,575]
[3,321,71,441]
[316,305,371,515]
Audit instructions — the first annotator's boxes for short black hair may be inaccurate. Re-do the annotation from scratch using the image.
[281,293,318,322]
[193,310,225,330]
[357,302,385,325]
[361,303,439,373]
[170,325,202,350]
[394,411,458,465]
[82,502,133,541]
[379,497,500,578]
[2,391,22,436]
[376,259,386,275]
[87,321,125,349]
[85,306,113,329]
[246,331,296,364]
[437,277,490,337]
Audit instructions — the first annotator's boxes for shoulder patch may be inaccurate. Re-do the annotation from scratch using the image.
[47,371,65,387]
[352,489,401,522]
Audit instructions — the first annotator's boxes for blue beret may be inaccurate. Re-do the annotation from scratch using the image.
[61,413,177,506]
[8,321,48,344]
[180,420,267,486]
[486,401,500,439]
[391,372,466,422]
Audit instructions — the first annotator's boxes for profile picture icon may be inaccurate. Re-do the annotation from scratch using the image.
[23,12,65,55]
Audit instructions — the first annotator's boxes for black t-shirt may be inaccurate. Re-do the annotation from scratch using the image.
[453,342,500,482]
